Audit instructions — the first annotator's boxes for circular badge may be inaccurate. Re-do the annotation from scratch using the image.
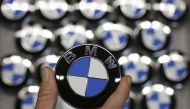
[55,24,94,50]
[0,55,33,87]
[119,52,153,85]
[55,44,121,108]
[36,0,69,20]
[118,0,148,19]
[158,51,189,83]
[16,85,39,109]
[78,0,109,20]
[142,84,175,109]
[95,22,132,52]
[15,24,54,54]
[159,0,187,21]
[0,0,30,21]
[137,21,171,51]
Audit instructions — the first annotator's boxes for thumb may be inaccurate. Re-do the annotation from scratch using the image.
[101,76,132,109]
[35,66,58,109]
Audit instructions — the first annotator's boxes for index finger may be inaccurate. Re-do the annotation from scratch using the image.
[100,76,132,109]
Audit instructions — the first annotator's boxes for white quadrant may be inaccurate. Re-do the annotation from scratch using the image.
[88,58,108,79]
[67,76,88,96]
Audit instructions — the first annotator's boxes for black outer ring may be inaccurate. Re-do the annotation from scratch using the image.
[155,0,188,22]
[0,1,30,22]
[119,53,153,86]
[15,36,51,55]
[142,89,176,109]
[137,27,171,52]
[55,44,122,108]
[158,51,190,84]
[0,55,32,88]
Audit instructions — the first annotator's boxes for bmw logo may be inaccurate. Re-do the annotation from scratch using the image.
[158,51,189,83]
[0,55,34,87]
[119,52,153,85]
[0,0,30,21]
[95,22,132,53]
[35,0,69,21]
[159,0,187,21]
[142,84,175,109]
[118,0,149,20]
[78,0,109,20]
[137,21,171,52]
[16,85,39,109]
[55,44,121,108]
[15,24,54,54]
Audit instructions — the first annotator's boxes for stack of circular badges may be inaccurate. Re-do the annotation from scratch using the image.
[95,22,132,53]
[136,21,171,52]
[0,0,30,21]
[55,44,121,108]
[16,85,39,109]
[158,0,187,21]
[142,84,175,109]
[118,52,153,85]
[77,0,109,20]
[0,55,33,87]
[15,24,54,54]
[158,51,189,83]
[115,0,149,20]
[55,24,94,50]
[35,0,69,21]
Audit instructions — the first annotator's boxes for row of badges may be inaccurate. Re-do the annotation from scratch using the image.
[0,0,187,21]
[15,21,171,54]
[15,84,175,109]
[0,50,189,88]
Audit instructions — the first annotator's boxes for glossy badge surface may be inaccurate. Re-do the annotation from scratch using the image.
[55,44,122,108]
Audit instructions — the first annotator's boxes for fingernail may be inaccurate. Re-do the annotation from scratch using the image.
[41,66,50,81]
[126,76,132,87]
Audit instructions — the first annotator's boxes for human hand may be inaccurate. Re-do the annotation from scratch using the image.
[35,66,132,109]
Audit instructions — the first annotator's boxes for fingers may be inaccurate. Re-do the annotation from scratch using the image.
[101,76,132,109]
[35,66,58,109]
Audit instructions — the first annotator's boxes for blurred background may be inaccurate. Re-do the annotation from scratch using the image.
[0,0,190,109]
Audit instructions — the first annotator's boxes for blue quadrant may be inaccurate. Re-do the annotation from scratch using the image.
[32,41,42,48]
[3,64,14,71]
[119,35,127,44]
[146,28,155,35]
[12,74,24,83]
[160,103,170,109]
[68,57,90,77]
[22,96,34,104]
[85,78,108,97]
[48,63,56,68]
[149,92,158,101]
[14,10,24,16]
[103,31,112,41]
[123,99,130,109]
